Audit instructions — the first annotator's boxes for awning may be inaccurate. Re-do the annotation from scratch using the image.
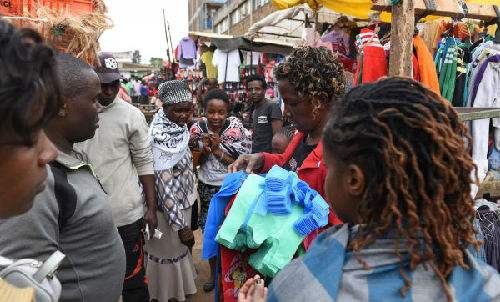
[188,31,295,55]
[272,0,500,21]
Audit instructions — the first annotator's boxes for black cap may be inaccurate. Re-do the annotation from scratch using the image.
[95,53,121,84]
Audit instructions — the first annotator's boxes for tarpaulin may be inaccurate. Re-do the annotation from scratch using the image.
[272,0,500,20]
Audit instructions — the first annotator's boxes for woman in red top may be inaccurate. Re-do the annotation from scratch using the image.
[229,47,346,249]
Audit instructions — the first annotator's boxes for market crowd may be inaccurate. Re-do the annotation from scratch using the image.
[1,15,500,302]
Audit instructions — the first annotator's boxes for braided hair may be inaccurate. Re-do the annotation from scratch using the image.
[323,77,478,301]
[275,46,345,106]
[0,18,61,146]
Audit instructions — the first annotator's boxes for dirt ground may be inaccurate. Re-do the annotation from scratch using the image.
[188,230,213,302]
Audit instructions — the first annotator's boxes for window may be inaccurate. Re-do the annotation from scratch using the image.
[231,10,240,25]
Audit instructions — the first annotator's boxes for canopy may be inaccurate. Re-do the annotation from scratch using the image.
[245,4,345,41]
[188,31,295,55]
[272,0,500,21]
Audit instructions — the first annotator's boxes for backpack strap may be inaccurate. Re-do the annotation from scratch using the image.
[33,251,65,282]
[49,162,77,233]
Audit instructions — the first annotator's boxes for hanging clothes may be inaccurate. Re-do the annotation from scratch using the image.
[353,28,388,86]
[200,50,218,80]
[212,49,241,84]
[413,35,440,94]
[177,37,197,68]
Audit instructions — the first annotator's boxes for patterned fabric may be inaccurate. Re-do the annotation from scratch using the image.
[154,151,196,231]
[268,224,500,302]
[197,181,221,230]
[150,109,190,171]
[191,116,251,186]
[145,249,189,265]
[157,80,192,105]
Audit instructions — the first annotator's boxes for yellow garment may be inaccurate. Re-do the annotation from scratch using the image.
[273,0,500,21]
[201,51,218,80]
[0,279,34,302]
[413,35,440,95]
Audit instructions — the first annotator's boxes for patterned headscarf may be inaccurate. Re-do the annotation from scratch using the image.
[158,80,192,105]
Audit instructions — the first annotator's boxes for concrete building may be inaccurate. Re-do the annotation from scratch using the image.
[188,0,276,36]
[188,0,226,32]
[213,0,275,36]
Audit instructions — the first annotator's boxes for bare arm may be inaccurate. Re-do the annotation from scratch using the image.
[271,119,283,135]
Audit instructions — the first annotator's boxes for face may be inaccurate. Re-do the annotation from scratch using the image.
[278,80,321,133]
[99,80,120,106]
[65,71,101,143]
[0,130,57,218]
[323,147,364,224]
[164,101,194,126]
[206,99,228,131]
[247,80,265,104]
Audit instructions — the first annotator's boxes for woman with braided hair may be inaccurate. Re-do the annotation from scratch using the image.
[238,77,500,302]
[230,46,345,249]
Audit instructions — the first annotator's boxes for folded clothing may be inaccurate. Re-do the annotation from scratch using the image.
[216,166,330,277]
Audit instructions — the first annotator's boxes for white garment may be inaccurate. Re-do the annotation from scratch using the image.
[472,62,500,183]
[212,49,241,83]
[242,50,263,66]
[149,109,190,171]
[75,97,153,227]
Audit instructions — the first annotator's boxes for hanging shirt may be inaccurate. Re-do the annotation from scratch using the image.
[212,49,241,84]
[200,51,218,80]
[177,37,197,60]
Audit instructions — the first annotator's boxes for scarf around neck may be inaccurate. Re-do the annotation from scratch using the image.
[150,108,190,171]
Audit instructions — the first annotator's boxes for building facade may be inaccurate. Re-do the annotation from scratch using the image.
[188,0,276,36]
[213,0,275,36]
[188,0,226,32]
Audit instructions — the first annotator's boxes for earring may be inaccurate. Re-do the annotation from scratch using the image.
[58,109,67,117]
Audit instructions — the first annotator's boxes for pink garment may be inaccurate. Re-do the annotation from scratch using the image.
[321,29,350,56]
[302,28,333,51]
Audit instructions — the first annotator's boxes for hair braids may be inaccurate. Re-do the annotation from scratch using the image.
[323,77,479,301]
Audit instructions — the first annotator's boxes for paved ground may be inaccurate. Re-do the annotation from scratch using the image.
[188,230,212,302]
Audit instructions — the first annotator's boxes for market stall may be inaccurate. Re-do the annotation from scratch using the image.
[201,1,500,300]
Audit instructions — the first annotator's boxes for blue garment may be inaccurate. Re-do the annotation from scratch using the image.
[140,85,148,97]
[268,224,500,302]
[202,171,248,260]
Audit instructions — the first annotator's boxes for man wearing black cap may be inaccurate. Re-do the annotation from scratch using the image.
[76,53,157,302]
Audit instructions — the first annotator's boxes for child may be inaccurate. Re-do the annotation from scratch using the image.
[190,88,251,292]
[239,78,500,302]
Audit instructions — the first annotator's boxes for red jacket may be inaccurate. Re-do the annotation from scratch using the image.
[261,132,342,250]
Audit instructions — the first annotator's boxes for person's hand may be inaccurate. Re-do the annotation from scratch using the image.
[143,208,158,239]
[209,134,221,152]
[238,275,268,302]
[202,134,212,154]
[228,153,264,174]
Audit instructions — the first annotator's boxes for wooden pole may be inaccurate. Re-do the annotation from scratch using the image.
[162,9,172,63]
[388,0,415,77]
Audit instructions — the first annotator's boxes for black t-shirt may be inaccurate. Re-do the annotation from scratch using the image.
[251,100,283,153]
[283,138,317,172]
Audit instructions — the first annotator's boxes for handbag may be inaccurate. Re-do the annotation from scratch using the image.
[0,250,65,302]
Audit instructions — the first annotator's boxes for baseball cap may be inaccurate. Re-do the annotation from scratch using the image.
[95,53,121,84]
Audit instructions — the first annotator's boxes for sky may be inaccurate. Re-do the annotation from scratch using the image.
[99,0,189,63]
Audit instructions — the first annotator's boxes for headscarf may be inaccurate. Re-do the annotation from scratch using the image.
[149,81,196,230]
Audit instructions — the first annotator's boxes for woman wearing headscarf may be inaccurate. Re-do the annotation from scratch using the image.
[145,80,197,302]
